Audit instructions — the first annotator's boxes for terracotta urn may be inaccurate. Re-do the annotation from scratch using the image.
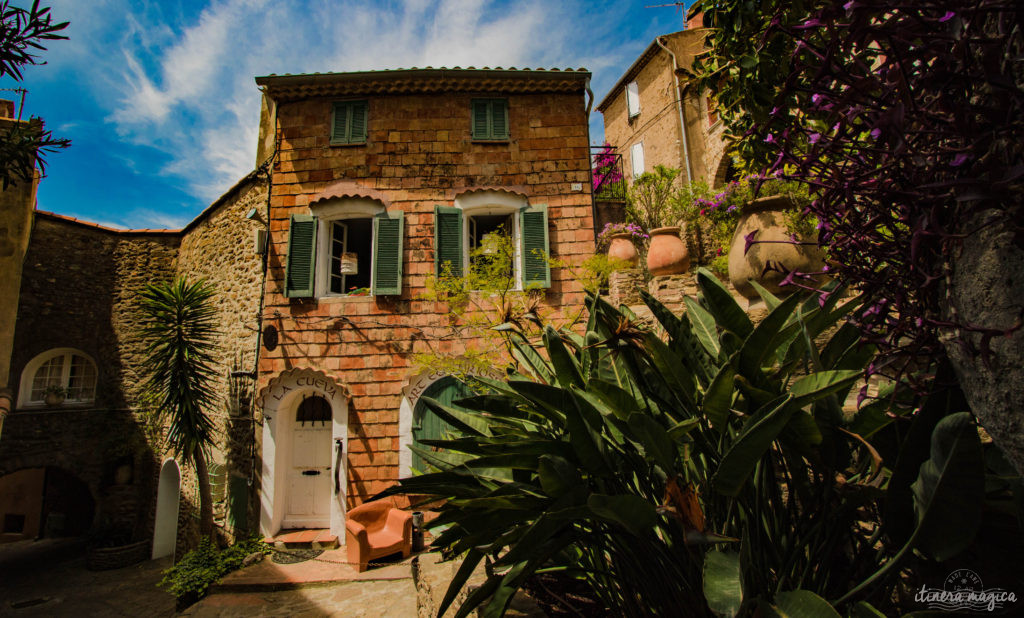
[646,226,689,276]
[727,195,827,303]
[606,233,639,268]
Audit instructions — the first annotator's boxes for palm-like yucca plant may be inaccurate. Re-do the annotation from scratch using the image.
[382,269,987,617]
[140,277,219,539]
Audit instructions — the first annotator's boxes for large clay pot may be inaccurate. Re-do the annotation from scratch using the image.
[646,226,690,276]
[606,233,639,268]
[728,195,826,303]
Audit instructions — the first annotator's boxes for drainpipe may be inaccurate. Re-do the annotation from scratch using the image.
[655,36,693,185]
[584,77,600,244]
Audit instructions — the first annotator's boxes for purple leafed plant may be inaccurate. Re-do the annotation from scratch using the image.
[750,0,1023,376]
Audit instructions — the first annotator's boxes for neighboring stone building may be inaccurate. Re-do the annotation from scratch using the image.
[252,67,595,541]
[597,26,732,188]
[0,172,267,557]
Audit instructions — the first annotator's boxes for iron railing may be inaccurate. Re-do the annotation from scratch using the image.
[590,145,627,201]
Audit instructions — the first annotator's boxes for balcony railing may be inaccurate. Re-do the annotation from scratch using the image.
[591,145,626,202]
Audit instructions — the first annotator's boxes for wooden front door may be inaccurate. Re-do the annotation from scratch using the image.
[412,377,472,472]
[284,395,332,528]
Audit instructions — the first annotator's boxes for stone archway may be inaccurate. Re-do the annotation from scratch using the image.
[151,459,180,559]
[257,368,349,539]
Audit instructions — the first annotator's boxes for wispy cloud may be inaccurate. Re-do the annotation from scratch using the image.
[37,0,683,221]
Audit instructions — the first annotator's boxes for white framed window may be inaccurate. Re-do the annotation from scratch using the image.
[18,348,98,408]
[631,141,645,178]
[314,199,382,297]
[626,80,640,118]
[284,197,404,298]
[434,190,551,289]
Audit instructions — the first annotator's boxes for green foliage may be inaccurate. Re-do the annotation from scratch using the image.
[384,271,1015,615]
[625,164,687,230]
[384,273,913,615]
[0,1,70,188]
[159,537,270,601]
[139,277,220,459]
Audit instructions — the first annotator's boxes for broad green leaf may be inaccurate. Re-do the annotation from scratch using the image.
[628,412,677,472]
[713,396,797,496]
[587,493,658,536]
[911,412,984,561]
[703,550,743,617]
[543,325,584,389]
[761,590,840,618]
[697,268,753,338]
[850,601,887,618]
[538,455,580,497]
[420,396,490,437]
[738,293,801,378]
[438,549,484,618]
[684,294,721,357]
[885,360,968,546]
[747,278,782,311]
[703,363,737,431]
[789,370,861,404]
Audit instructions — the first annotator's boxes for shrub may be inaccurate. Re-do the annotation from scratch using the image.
[159,537,270,603]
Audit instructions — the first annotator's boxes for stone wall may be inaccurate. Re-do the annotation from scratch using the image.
[176,174,268,537]
[8,216,179,409]
[260,85,595,505]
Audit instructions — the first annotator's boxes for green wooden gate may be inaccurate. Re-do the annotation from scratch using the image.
[412,376,472,472]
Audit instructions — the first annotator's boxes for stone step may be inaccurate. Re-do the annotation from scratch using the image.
[263,529,339,550]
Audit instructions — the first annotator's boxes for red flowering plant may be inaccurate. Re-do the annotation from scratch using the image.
[591,142,625,200]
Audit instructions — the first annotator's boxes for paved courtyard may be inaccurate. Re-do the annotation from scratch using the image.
[0,539,175,617]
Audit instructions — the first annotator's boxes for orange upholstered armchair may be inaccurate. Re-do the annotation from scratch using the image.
[345,500,413,572]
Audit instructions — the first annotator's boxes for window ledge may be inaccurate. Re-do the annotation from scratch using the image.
[470,139,510,144]
[317,295,376,303]
[329,141,368,148]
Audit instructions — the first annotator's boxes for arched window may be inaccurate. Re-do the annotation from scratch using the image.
[18,348,98,408]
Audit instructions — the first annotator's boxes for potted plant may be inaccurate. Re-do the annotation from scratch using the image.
[597,222,647,268]
[625,165,691,276]
[684,173,823,302]
[43,384,67,406]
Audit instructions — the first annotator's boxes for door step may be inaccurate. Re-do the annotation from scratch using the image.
[263,528,339,550]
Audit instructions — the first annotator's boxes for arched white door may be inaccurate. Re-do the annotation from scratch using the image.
[152,459,180,559]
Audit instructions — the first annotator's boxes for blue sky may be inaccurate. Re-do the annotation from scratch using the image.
[1,0,690,229]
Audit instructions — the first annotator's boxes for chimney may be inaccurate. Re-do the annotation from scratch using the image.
[0,99,14,119]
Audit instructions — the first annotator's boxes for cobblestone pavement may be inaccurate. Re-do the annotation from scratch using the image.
[0,540,419,617]
[182,579,418,617]
[0,539,176,617]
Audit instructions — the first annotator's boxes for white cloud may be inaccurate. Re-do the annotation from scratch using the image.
[46,0,673,210]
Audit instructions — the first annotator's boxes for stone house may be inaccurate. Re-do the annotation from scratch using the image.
[0,163,267,557]
[1,66,596,555]
[597,25,732,189]
[252,67,595,542]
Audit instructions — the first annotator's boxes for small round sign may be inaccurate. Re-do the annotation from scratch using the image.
[262,324,279,351]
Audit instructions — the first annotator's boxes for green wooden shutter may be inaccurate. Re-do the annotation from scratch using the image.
[491,99,508,139]
[331,103,348,144]
[434,205,464,278]
[285,214,317,297]
[520,204,550,288]
[372,210,403,296]
[350,101,367,142]
[471,100,490,139]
